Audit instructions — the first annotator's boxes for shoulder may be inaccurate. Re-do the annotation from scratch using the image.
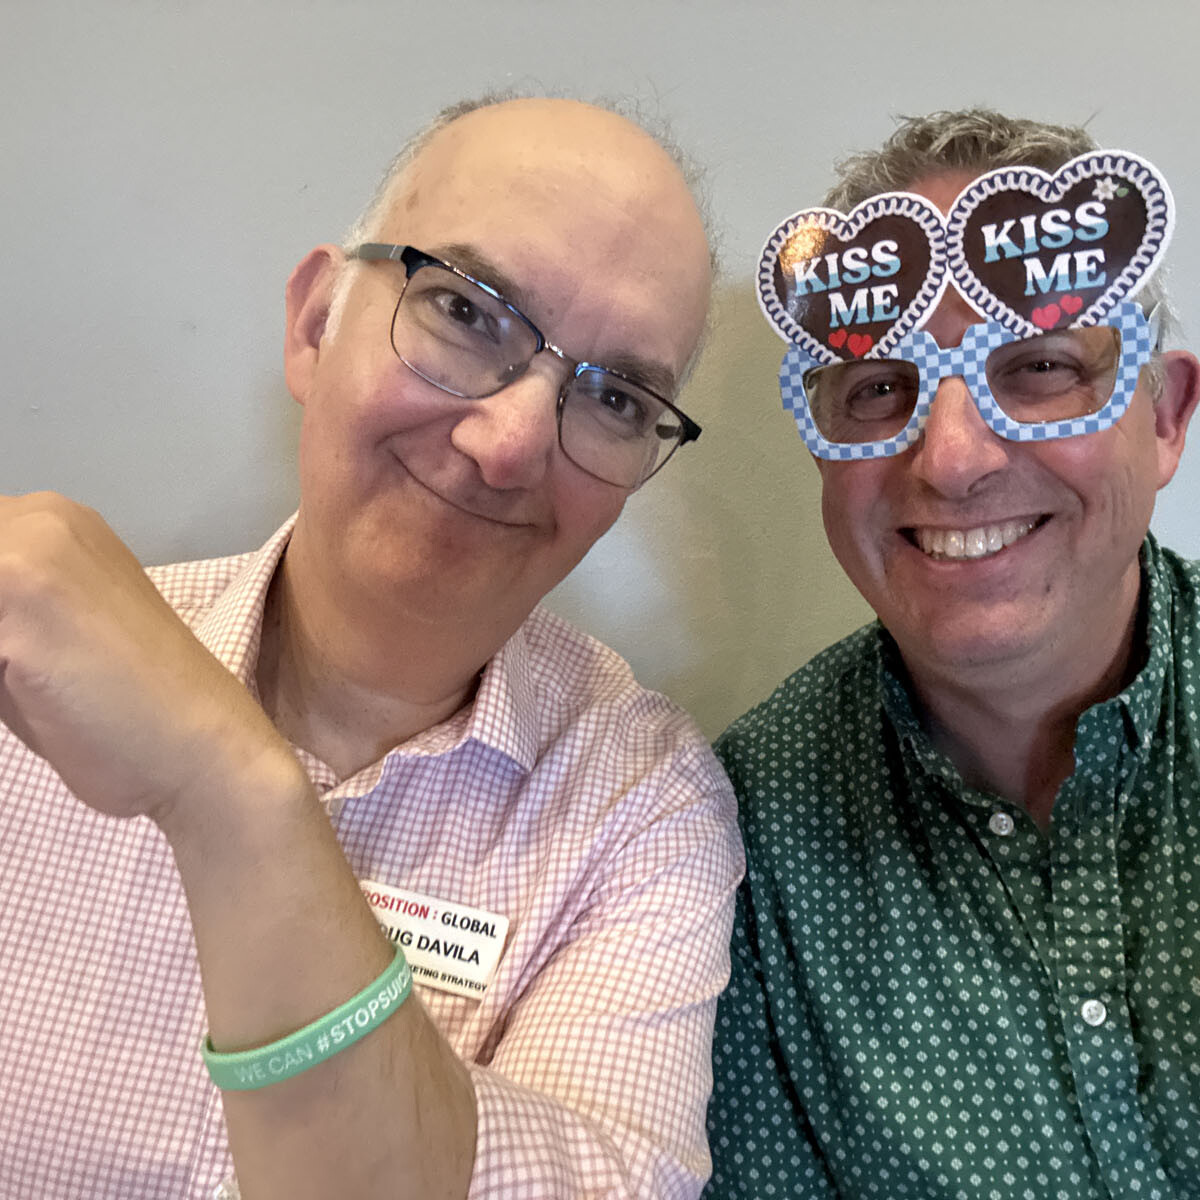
[714,623,888,833]
[716,622,884,768]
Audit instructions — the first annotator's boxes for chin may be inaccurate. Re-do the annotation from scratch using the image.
[888,598,1055,668]
[904,624,1051,675]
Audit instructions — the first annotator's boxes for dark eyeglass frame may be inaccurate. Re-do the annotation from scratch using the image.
[346,242,702,487]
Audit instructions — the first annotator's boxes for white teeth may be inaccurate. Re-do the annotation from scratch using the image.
[914,519,1036,560]
[1002,519,1035,546]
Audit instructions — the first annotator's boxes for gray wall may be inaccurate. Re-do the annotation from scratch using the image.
[5,0,1198,738]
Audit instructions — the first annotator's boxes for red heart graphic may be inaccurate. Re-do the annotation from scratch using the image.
[828,329,847,349]
[846,333,874,357]
[1031,303,1061,330]
[1060,294,1083,315]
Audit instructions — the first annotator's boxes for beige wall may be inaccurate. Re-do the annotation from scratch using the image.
[549,282,874,736]
[5,0,1198,738]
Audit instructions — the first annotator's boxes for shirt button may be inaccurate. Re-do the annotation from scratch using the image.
[988,811,1015,836]
[213,1182,239,1200]
[1081,998,1107,1026]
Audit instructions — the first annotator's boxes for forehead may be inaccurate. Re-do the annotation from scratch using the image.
[906,169,979,216]
[906,170,990,338]
[373,102,712,377]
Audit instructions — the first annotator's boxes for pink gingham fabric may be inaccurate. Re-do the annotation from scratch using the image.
[0,519,742,1199]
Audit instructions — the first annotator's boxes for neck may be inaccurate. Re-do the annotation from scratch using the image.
[255,540,502,782]
[899,591,1145,832]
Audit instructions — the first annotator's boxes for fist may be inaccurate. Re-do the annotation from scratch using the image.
[0,493,292,827]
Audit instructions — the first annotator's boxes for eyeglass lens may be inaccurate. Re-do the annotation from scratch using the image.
[390,262,684,487]
[560,367,681,487]
[803,325,1123,446]
[394,264,540,394]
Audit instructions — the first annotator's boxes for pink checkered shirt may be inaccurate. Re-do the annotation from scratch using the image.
[0,519,742,1199]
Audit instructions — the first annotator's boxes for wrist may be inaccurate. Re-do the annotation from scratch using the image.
[152,728,314,865]
[202,944,413,1091]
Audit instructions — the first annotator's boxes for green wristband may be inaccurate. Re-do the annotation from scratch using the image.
[201,946,413,1091]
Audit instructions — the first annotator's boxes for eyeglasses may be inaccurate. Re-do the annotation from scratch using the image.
[780,301,1157,461]
[345,243,701,489]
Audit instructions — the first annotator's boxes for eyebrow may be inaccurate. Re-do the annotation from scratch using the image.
[593,354,678,400]
[429,241,679,399]
[430,243,532,312]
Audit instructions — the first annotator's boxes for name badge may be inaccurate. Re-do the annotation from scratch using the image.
[360,879,509,1000]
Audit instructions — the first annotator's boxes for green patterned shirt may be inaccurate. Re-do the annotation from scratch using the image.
[707,536,1200,1199]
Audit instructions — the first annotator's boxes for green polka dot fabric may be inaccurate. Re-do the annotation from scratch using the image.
[705,536,1200,1199]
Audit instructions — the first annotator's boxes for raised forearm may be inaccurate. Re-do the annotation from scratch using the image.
[0,494,476,1199]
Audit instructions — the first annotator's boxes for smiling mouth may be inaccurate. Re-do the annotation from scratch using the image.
[908,517,1043,561]
[407,467,534,529]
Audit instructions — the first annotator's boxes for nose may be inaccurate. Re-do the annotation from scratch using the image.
[449,363,561,491]
[909,375,1009,497]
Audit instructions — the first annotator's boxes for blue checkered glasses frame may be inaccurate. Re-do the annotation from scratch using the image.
[779,301,1158,461]
[345,243,701,489]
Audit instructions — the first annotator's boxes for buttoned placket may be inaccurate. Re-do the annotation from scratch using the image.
[915,719,1177,1200]
[1047,701,1174,1198]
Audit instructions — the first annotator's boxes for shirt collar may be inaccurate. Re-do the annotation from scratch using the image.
[876,629,946,772]
[875,629,917,733]
[186,513,539,780]
[188,515,296,693]
[381,614,542,776]
[1114,533,1172,751]
[457,616,542,774]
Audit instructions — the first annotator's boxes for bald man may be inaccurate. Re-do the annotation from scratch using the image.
[0,97,741,1199]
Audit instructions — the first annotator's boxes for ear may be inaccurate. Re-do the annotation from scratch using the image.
[284,245,343,407]
[1153,350,1200,489]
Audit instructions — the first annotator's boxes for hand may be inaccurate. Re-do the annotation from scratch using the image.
[0,493,293,827]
